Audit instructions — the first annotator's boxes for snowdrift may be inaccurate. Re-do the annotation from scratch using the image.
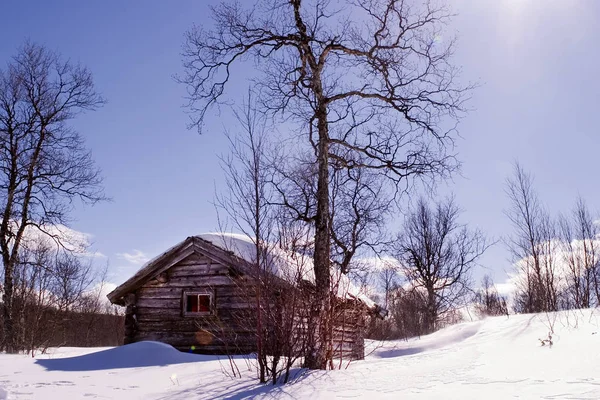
[35,341,208,371]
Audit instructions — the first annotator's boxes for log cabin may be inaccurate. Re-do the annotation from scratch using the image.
[107,233,383,362]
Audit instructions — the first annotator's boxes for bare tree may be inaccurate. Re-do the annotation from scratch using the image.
[271,155,392,274]
[539,213,560,311]
[215,91,276,382]
[180,0,471,369]
[0,42,105,352]
[9,241,54,353]
[216,93,314,383]
[473,274,508,317]
[399,288,429,336]
[362,258,398,340]
[377,259,399,311]
[505,163,559,313]
[51,253,95,314]
[269,150,396,368]
[558,197,599,309]
[0,236,111,353]
[330,165,392,275]
[393,197,487,333]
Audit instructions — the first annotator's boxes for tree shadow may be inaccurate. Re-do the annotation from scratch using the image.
[159,367,313,400]
[35,342,245,371]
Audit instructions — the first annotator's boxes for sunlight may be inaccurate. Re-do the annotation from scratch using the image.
[503,0,527,11]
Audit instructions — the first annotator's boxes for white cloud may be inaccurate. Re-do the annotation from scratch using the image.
[351,256,401,272]
[15,222,107,260]
[347,256,403,301]
[85,281,119,307]
[84,251,107,259]
[21,223,90,252]
[495,281,517,297]
[117,249,150,266]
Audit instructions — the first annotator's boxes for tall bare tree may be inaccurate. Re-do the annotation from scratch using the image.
[180,0,471,368]
[572,198,600,306]
[505,163,558,313]
[0,42,105,352]
[393,197,487,333]
[558,197,599,309]
[215,91,276,382]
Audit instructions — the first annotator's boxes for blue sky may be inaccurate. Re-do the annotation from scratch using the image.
[1,1,599,287]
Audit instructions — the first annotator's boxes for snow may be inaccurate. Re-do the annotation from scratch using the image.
[3,309,600,399]
[197,232,376,308]
[197,232,316,282]
[34,342,202,371]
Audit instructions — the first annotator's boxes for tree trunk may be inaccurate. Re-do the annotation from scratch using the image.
[305,105,331,370]
[426,287,436,334]
[2,261,15,352]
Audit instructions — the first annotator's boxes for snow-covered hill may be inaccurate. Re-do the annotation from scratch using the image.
[2,309,600,399]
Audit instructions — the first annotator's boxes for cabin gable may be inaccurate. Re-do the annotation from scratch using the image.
[121,245,258,353]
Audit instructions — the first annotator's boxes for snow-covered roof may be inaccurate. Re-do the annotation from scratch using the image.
[197,233,376,309]
[108,232,377,310]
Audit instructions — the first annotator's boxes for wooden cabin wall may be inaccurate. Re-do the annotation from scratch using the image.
[331,300,367,362]
[279,292,367,363]
[120,249,369,363]
[129,251,259,354]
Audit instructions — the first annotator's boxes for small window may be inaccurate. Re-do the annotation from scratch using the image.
[183,291,213,316]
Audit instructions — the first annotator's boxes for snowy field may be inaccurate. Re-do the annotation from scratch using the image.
[2,310,600,399]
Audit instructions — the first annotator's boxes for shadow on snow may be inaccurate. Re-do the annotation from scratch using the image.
[158,367,313,400]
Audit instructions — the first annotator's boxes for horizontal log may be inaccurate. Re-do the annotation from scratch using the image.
[151,275,236,287]
[136,319,254,334]
[135,302,257,317]
[167,272,230,281]
[168,262,229,275]
[332,337,359,345]
[176,253,213,266]
[168,268,229,279]
[133,331,258,347]
[137,286,182,299]
[137,319,256,333]
[137,285,249,300]
[135,307,256,322]
[136,293,256,309]
[136,297,181,308]
[133,319,360,340]
[332,330,360,336]
[333,348,361,355]
[135,330,257,340]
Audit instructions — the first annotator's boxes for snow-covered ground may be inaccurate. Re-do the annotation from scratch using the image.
[2,309,600,399]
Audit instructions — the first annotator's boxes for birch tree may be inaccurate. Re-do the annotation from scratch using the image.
[0,42,105,352]
[394,197,487,333]
[180,0,471,368]
[505,163,559,313]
